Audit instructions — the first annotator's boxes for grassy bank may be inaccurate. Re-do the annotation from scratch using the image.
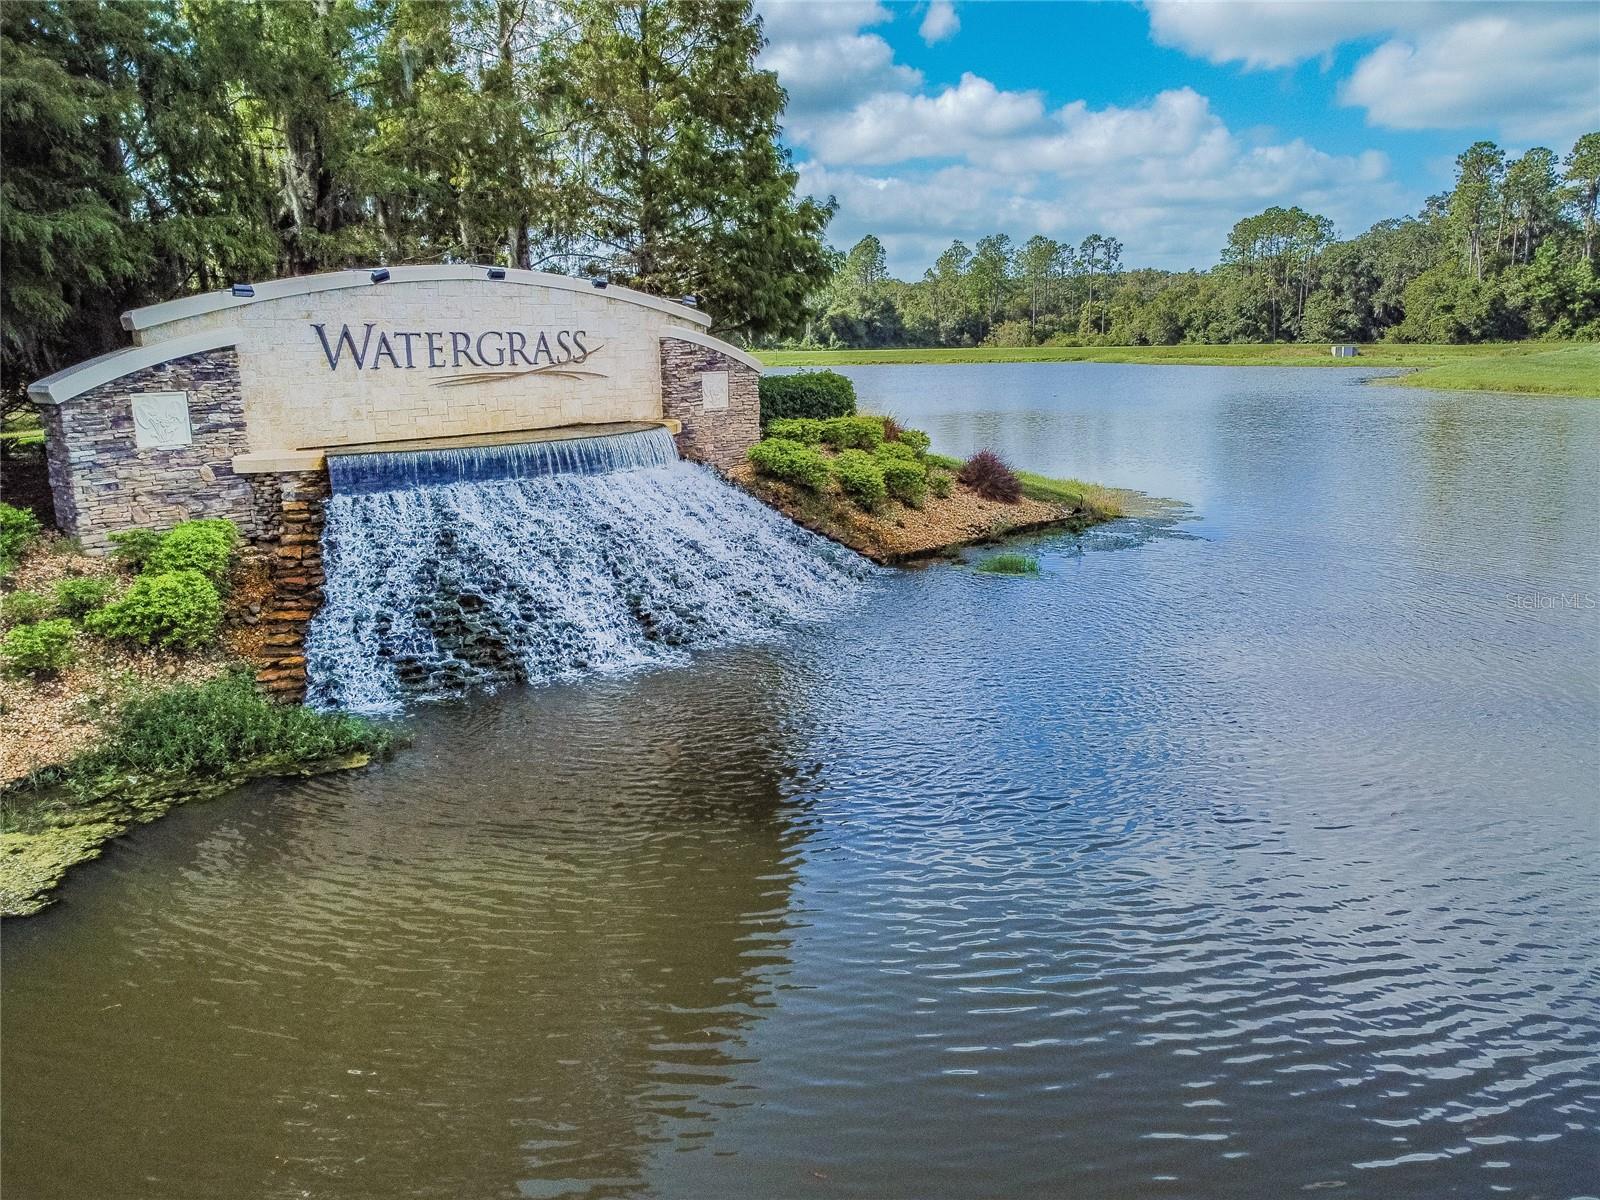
[1,671,393,917]
[927,453,1128,520]
[1,514,395,916]
[756,342,1598,397]
[1018,471,1126,516]
[1383,343,1600,396]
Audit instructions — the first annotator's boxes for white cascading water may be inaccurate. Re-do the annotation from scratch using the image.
[306,428,871,713]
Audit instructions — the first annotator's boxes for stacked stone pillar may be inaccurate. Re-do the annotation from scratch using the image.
[246,471,329,701]
[37,349,253,551]
[659,337,760,470]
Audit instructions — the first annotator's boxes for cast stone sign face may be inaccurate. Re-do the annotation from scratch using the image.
[131,391,193,449]
[700,371,730,411]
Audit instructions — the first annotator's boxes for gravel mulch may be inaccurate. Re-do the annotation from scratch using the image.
[1,538,272,786]
[726,463,1076,564]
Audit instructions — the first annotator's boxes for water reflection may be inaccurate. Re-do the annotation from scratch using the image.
[3,653,820,1199]
[5,364,1597,1199]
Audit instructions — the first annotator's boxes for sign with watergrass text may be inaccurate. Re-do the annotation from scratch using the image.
[310,323,607,388]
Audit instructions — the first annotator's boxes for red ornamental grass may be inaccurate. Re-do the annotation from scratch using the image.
[958,450,1023,503]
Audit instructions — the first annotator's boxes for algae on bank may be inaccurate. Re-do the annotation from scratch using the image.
[1,749,379,917]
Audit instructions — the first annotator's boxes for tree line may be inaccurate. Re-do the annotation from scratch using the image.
[803,135,1600,350]
[1,0,833,408]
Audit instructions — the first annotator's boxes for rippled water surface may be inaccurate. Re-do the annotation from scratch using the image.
[5,365,1598,1198]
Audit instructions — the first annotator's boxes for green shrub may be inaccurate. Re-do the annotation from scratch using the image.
[145,519,238,583]
[831,449,887,509]
[61,671,392,793]
[880,457,929,507]
[929,471,954,499]
[820,415,885,450]
[759,370,857,425]
[53,576,116,618]
[896,428,932,455]
[875,440,920,463]
[2,618,77,674]
[765,417,827,444]
[747,438,832,491]
[1,589,50,626]
[87,569,223,649]
[976,553,1040,576]
[108,528,163,570]
[0,503,42,574]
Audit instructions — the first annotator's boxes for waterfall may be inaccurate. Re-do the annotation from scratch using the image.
[306,428,871,713]
[325,426,680,494]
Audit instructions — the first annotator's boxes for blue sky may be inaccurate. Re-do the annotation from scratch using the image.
[754,1,1600,276]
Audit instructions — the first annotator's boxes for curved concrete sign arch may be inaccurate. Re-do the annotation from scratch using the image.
[28,267,761,549]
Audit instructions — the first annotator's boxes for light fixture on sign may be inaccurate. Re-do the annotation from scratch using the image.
[487,267,507,280]
[230,283,255,298]
[681,294,698,308]
[370,268,391,283]
[591,275,609,289]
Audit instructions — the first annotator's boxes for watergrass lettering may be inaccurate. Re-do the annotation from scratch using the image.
[311,323,593,373]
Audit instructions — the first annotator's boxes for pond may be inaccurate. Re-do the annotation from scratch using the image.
[5,364,1597,1198]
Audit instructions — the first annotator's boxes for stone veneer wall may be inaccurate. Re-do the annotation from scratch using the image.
[659,338,760,470]
[246,470,329,701]
[42,349,253,551]
[41,349,325,701]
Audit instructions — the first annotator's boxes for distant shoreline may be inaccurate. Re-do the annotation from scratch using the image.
[756,342,1599,399]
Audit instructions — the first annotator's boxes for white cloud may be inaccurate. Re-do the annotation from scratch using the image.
[758,0,890,40]
[757,1,920,112]
[759,0,1413,275]
[982,87,1229,175]
[799,73,1046,164]
[1145,1,1410,69]
[919,1,960,45]
[794,87,1401,274]
[1340,10,1600,143]
[1146,1,1600,146]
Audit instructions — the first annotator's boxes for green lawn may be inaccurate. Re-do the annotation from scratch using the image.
[756,342,1598,397]
[1385,343,1600,397]
[1,409,45,446]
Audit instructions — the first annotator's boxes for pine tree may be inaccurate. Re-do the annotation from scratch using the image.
[1448,141,1505,281]
[1502,147,1559,266]
[189,0,388,275]
[367,0,581,267]
[1564,133,1600,262]
[564,0,832,338]
[1,0,144,406]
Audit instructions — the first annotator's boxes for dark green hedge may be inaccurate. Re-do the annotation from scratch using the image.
[758,370,857,426]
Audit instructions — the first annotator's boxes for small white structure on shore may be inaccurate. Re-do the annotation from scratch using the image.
[1331,344,1359,358]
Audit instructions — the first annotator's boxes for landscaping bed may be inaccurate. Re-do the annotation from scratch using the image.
[1,510,391,916]
[730,459,1094,563]
[732,388,1125,563]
